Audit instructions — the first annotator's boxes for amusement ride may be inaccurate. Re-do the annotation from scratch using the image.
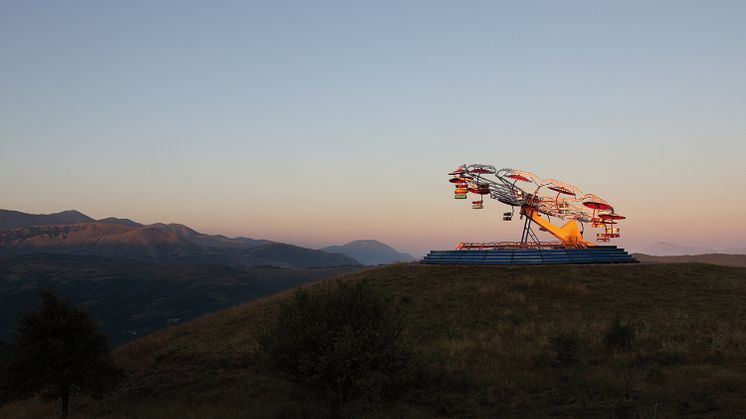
[449,164,626,250]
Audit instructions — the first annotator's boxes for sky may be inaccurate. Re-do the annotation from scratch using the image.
[1,1,745,257]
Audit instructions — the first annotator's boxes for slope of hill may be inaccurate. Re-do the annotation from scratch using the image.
[0,254,362,347]
[633,253,746,267]
[6,263,746,418]
[321,240,414,265]
[0,223,358,268]
[0,209,95,231]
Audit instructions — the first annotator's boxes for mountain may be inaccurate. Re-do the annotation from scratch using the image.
[321,240,415,265]
[9,263,746,417]
[50,209,95,224]
[0,223,359,268]
[641,241,718,256]
[632,253,746,267]
[0,209,95,231]
[145,223,270,249]
[0,254,361,347]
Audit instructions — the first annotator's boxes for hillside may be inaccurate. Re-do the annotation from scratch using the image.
[4,262,746,418]
[633,253,746,267]
[0,223,358,269]
[321,240,415,265]
[0,254,362,346]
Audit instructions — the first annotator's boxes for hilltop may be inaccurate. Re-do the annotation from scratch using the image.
[4,262,746,418]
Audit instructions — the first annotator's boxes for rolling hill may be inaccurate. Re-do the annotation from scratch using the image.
[4,262,746,418]
[321,239,415,265]
[0,254,362,347]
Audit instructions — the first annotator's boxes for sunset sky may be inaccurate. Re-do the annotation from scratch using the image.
[2,1,745,257]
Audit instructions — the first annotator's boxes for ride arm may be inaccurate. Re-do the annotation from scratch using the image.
[521,206,595,248]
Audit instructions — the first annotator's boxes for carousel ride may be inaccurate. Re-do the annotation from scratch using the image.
[448,164,626,249]
[422,164,636,264]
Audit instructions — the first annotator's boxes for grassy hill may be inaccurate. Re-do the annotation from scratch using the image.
[3,262,746,418]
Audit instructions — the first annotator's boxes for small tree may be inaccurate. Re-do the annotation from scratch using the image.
[0,340,13,405]
[8,291,124,419]
[257,281,412,408]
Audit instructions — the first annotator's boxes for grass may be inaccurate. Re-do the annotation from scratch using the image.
[3,262,746,418]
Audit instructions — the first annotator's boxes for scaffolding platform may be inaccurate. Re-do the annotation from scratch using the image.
[421,246,638,265]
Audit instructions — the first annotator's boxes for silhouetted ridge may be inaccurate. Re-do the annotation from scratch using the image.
[321,239,414,265]
[0,217,359,269]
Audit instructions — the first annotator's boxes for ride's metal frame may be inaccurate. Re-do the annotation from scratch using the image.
[450,164,625,249]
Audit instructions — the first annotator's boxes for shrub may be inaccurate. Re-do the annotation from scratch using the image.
[257,281,412,407]
[603,318,636,352]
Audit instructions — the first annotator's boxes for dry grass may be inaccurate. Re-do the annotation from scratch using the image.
[3,262,746,418]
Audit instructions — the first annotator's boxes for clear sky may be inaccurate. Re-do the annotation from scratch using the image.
[2,1,745,257]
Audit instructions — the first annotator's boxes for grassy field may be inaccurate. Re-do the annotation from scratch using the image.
[3,262,746,418]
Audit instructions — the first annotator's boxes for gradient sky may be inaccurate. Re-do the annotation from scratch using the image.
[2,1,745,257]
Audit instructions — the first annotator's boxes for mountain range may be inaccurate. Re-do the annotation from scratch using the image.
[640,241,719,256]
[321,240,415,265]
[0,209,358,269]
[0,209,420,268]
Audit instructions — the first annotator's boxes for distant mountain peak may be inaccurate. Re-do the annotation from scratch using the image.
[51,209,96,223]
[341,239,395,249]
[642,241,718,256]
[321,240,414,265]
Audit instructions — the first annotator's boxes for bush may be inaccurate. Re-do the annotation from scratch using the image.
[257,281,412,407]
[603,318,636,352]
